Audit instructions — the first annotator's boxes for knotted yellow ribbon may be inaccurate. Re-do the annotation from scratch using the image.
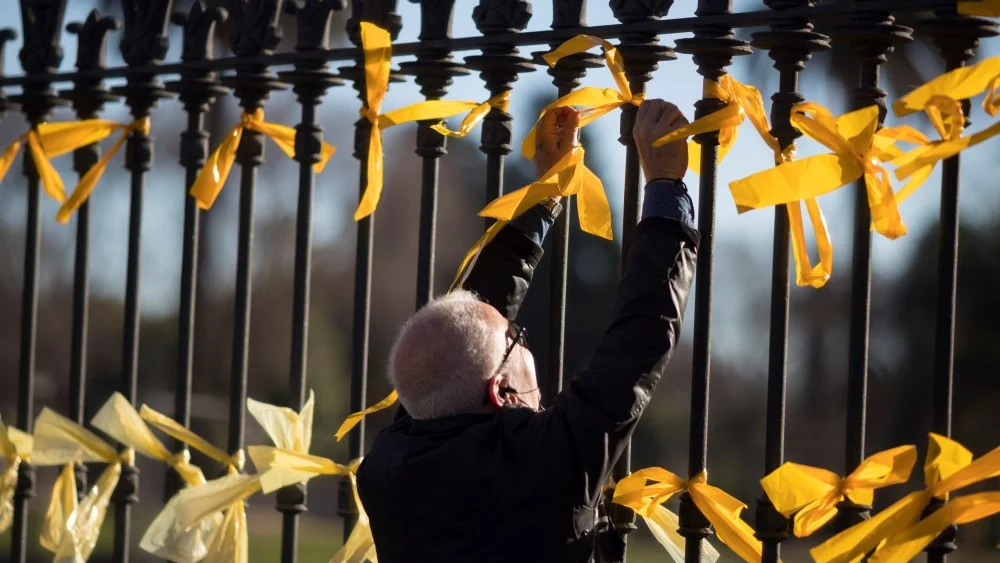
[760,445,917,538]
[521,34,643,159]
[30,406,127,562]
[879,56,1000,204]
[0,415,31,534]
[812,433,1000,563]
[0,122,109,204]
[613,468,764,563]
[653,75,780,174]
[960,0,1000,16]
[353,23,512,220]
[246,390,376,563]
[54,118,151,223]
[731,102,907,241]
[428,91,511,138]
[139,404,246,563]
[189,109,335,210]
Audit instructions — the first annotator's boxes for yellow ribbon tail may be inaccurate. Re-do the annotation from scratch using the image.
[450,220,509,292]
[653,102,743,148]
[689,483,763,563]
[45,462,122,562]
[429,94,510,139]
[730,153,863,211]
[191,124,244,210]
[329,519,378,563]
[576,164,613,240]
[643,504,721,563]
[354,126,384,221]
[810,491,929,563]
[894,55,1000,116]
[140,489,222,563]
[0,139,22,184]
[335,390,399,441]
[249,446,349,493]
[201,500,250,563]
[869,492,1000,563]
[139,404,233,466]
[787,199,833,289]
[175,473,262,530]
[26,131,67,204]
[56,130,129,223]
[40,463,77,552]
[0,461,17,534]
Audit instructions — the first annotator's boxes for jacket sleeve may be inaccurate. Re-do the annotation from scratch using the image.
[552,216,698,501]
[462,222,547,321]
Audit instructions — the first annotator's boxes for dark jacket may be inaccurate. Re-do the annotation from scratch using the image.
[357,214,699,563]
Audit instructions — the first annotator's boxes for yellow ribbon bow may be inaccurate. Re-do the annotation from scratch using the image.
[189,108,335,210]
[30,406,126,562]
[352,22,514,220]
[54,118,151,223]
[811,433,1000,563]
[730,102,907,241]
[760,445,917,538]
[0,121,112,204]
[138,404,247,563]
[246,391,376,563]
[0,415,32,534]
[959,0,1000,18]
[613,468,765,563]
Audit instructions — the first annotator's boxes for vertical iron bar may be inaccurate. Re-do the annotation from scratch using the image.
[63,8,122,499]
[277,3,346,560]
[917,9,997,561]
[400,0,467,310]
[10,3,69,560]
[751,3,829,560]
[220,0,286,462]
[609,2,677,557]
[110,3,174,560]
[539,0,600,398]
[834,2,910,531]
[339,1,402,537]
[674,2,750,560]
[164,0,228,502]
[466,1,534,220]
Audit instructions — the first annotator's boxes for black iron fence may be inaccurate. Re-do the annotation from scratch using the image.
[0,1,997,562]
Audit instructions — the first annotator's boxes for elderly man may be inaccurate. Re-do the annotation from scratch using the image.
[357,99,698,563]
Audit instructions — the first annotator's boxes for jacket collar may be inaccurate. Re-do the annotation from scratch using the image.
[408,412,495,434]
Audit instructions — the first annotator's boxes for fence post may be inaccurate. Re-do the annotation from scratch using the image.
[10,2,69,561]
[400,0,468,309]
[534,0,600,398]
[750,2,829,560]
[110,2,174,560]
[163,0,229,501]
[917,7,998,561]
[339,0,403,536]
[467,0,534,213]
[834,0,911,531]
[277,1,347,560]
[63,7,121,502]
[674,1,751,560]
[608,0,676,554]
[0,29,14,119]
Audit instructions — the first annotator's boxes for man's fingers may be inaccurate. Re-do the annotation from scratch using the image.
[557,108,581,149]
[538,110,559,155]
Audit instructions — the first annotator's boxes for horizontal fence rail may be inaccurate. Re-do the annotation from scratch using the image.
[0,1,997,563]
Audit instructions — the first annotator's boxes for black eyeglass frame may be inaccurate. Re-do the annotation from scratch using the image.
[496,321,529,374]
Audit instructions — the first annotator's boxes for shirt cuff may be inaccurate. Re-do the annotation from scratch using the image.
[508,201,560,246]
[642,179,695,230]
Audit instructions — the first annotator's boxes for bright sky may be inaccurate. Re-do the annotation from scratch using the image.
[2,2,999,364]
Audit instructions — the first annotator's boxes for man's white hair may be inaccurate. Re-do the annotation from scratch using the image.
[389,290,506,419]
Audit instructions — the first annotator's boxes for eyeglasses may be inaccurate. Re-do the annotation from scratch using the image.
[497,321,529,372]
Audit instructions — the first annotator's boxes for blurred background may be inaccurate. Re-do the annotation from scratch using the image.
[1,0,999,561]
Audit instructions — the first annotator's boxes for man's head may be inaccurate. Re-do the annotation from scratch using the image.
[389,290,539,419]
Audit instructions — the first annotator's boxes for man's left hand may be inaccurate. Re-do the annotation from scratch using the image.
[535,107,581,179]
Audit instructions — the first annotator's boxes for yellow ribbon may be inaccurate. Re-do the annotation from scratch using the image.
[893,56,1000,120]
[0,122,107,204]
[613,468,764,563]
[30,406,126,562]
[960,0,1000,16]
[53,118,151,223]
[138,404,246,563]
[0,415,31,535]
[189,109,335,210]
[730,102,907,241]
[353,22,512,220]
[811,433,1000,563]
[521,34,643,160]
[760,445,917,538]
[334,389,399,442]
[244,391,376,563]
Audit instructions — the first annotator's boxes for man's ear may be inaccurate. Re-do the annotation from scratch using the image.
[487,376,510,410]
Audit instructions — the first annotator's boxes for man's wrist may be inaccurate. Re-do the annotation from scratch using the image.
[641,178,695,229]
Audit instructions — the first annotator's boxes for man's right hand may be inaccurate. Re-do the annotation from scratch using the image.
[632,99,690,182]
